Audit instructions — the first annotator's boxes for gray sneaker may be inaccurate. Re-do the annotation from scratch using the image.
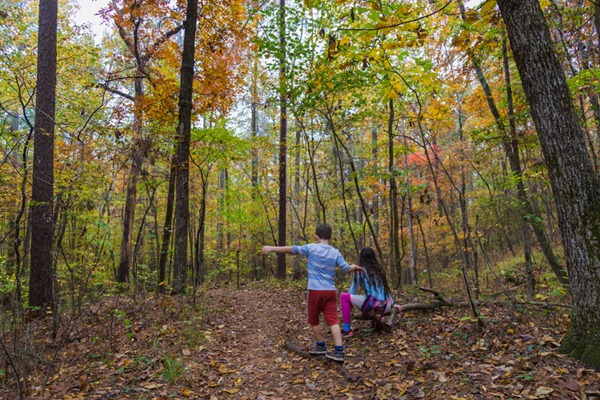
[326,348,344,362]
[308,343,327,355]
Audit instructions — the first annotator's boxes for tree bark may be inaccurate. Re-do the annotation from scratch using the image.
[403,133,417,288]
[157,161,175,292]
[29,0,57,311]
[172,0,198,293]
[388,100,402,288]
[457,0,567,285]
[595,1,600,49]
[195,168,209,285]
[333,135,359,254]
[292,129,303,279]
[117,149,140,283]
[498,0,600,369]
[325,112,384,265]
[276,0,288,280]
[371,125,379,239]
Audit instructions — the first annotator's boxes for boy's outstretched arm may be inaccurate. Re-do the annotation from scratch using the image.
[262,245,293,254]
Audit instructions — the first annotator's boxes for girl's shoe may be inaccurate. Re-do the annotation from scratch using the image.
[341,328,354,338]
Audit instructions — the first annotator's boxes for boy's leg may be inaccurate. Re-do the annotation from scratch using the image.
[307,290,327,354]
[330,324,342,347]
[322,291,345,362]
[311,324,325,342]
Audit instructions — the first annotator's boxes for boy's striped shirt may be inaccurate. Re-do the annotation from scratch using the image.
[292,243,351,290]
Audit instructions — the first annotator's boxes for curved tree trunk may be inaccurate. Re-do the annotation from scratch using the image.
[498,0,600,369]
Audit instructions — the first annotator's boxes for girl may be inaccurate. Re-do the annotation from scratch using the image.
[340,247,394,337]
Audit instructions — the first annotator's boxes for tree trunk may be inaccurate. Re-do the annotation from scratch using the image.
[172,0,198,293]
[276,0,287,280]
[456,103,477,297]
[498,0,600,369]
[416,212,433,288]
[333,135,359,254]
[250,43,261,279]
[217,168,226,251]
[326,113,385,265]
[195,169,209,286]
[29,0,57,311]
[458,0,568,285]
[404,133,417,288]
[305,130,326,222]
[595,1,600,49]
[292,129,303,280]
[371,125,379,239]
[117,153,139,283]
[388,100,402,288]
[157,161,175,292]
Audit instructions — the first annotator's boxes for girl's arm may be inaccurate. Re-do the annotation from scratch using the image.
[348,271,362,294]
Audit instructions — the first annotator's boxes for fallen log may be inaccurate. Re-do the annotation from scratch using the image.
[379,287,452,325]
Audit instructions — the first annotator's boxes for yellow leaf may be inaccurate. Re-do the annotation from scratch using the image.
[223,388,239,394]
[182,388,193,397]
[338,36,350,47]
[386,88,399,100]
[219,364,236,374]
[142,382,163,389]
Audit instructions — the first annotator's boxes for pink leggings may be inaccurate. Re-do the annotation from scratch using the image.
[340,292,353,325]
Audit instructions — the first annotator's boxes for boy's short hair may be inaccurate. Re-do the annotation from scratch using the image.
[315,223,332,240]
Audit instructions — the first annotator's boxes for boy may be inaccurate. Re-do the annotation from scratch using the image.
[262,223,362,362]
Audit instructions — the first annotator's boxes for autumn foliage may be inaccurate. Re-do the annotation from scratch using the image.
[1,0,600,396]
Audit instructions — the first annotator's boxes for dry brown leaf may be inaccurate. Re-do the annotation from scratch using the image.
[534,386,554,396]
[562,378,579,392]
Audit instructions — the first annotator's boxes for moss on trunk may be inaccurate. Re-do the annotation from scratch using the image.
[559,326,600,371]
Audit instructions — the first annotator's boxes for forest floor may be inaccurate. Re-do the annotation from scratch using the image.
[2,282,599,399]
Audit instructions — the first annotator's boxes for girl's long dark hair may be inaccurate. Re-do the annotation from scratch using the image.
[355,247,391,298]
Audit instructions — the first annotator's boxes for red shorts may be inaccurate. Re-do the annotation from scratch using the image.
[307,290,339,327]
